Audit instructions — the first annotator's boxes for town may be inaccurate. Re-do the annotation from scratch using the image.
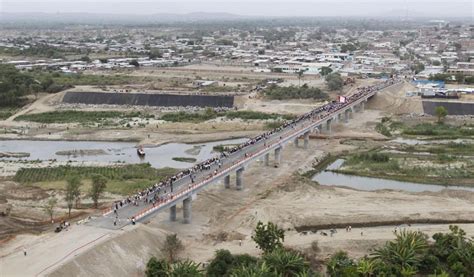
[0,3,473,277]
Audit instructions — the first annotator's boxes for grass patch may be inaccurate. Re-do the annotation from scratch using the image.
[15,110,153,124]
[160,109,295,123]
[336,150,474,186]
[261,84,329,100]
[15,164,178,195]
[0,108,16,120]
[172,157,197,163]
[401,123,474,139]
[375,122,392,137]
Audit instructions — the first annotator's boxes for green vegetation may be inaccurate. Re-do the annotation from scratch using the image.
[261,84,329,100]
[0,64,38,107]
[29,71,145,93]
[325,72,344,91]
[251,221,285,253]
[160,109,217,123]
[225,110,295,121]
[336,149,474,186]
[146,221,472,276]
[146,221,310,277]
[0,108,16,120]
[163,234,185,263]
[15,110,152,124]
[402,123,474,139]
[326,226,474,277]
[160,109,295,123]
[15,164,177,195]
[435,106,448,123]
[172,157,197,163]
[89,174,108,208]
[375,122,392,137]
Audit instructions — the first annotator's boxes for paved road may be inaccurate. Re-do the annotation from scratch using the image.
[88,80,401,230]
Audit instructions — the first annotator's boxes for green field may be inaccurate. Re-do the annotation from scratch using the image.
[15,110,153,124]
[15,164,178,195]
[161,109,295,123]
[334,150,474,186]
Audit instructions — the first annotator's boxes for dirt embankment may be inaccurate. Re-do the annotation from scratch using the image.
[368,81,423,114]
[48,226,168,277]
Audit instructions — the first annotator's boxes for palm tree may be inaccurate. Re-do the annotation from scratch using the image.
[263,249,308,277]
[170,260,203,277]
[372,230,428,275]
[357,258,376,277]
[229,262,272,277]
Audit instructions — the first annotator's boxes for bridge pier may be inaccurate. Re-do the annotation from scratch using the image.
[360,101,365,112]
[236,167,244,190]
[274,146,282,167]
[183,197,192,224]
[303,131,310,149]
[344,109,350,123]
[326,119,332,133]
[294,137,299,147]
[224,175,230,189]
[170,205,177,221]
[264,153,270,166]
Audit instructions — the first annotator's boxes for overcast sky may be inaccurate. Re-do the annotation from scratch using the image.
[1,0,473,17]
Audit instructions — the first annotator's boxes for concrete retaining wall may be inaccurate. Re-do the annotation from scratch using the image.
[422,101,474,116]
[63,91,234,108]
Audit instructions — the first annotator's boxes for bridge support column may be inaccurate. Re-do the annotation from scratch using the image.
[326,119,332,133]
[224,175,230,189]
[236,167,244,190]
[349,107,354,118]
[170,205,177,221]
[337,113,342,122]
[344,109,350,123]
[294,137,299,147]
[183,197,192,224]
[303,131,310,149]
[274,147,282,168]
[360,101,365,112]
[264,153,270,166]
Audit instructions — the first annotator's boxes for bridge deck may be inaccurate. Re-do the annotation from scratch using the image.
[87,80,401,230]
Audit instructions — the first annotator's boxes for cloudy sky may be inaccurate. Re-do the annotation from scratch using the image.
[1,0,473,17]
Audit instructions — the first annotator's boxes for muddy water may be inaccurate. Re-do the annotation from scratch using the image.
[313,159,474,193]
[0,138,248,169]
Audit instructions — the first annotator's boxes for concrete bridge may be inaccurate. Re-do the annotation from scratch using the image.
[89,80,401,230]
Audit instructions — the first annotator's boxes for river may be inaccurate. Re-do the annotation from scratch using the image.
[0,138,248,169]
[313,159,474,193]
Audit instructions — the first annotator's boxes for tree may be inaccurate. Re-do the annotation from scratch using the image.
[251,221,285,253]
[43,197,58,222]
[163,233,184,263]
[326,251,357,277]
[297,70,305,87]
[170,260,203,277]
[64,175,82,217]
[207,249,235,277]
[129,60,140,67]
[320,66,333,76]
[0,64,35,107]
[325,73,344,91]
[435,106,448,123]
[207,250,259,277]
[89,174,107,208]
[230,262,272,277]
[371,230,428,276]
[145,257,170,277]
[263,248,309,276]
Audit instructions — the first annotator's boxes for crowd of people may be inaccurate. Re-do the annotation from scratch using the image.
[108,78,400,221]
